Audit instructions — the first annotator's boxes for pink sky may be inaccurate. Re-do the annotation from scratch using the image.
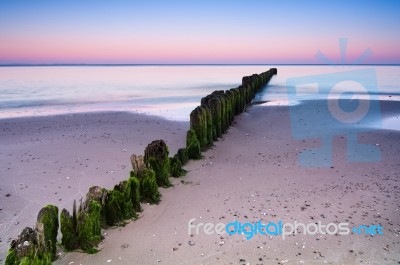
[0,1,399,64]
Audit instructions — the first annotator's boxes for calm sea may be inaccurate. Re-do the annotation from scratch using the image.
[0,65,399,121]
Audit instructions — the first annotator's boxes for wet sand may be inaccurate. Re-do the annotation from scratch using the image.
[0,112,188,262]
[52,101,400,265]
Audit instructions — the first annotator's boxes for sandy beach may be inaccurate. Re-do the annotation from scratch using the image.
[1,0,400,263]
[0,112,188,262]
[39,100,400,265]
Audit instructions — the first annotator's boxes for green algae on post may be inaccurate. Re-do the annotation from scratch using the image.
[105,181,137,226]
[128,174,142,212]
[77,200,102,253]
[144,140,171,187]
[36,205,59,260]
[176,147,188,165]
[186,129,202,160]
[169,156,187,177]
[139,168,161,204]
[85,186,108,227]
[60,207,79,251]
[4,226,52,265]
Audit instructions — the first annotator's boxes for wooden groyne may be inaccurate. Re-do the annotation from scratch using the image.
[187,68,277,158]
[4,68,277,265]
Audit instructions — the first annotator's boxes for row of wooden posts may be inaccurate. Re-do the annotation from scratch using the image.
[4,68,277,265]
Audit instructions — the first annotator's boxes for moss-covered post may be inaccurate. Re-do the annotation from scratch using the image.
[251,74,260,95]
[128,173,142,212]
[144,140,171,187]
[199,106,208,148]
[4,226,52,265]
[209,97,221,139]
[5,249,19,265]
[221,93,232,128]
[105,181,136,226]
[230,88,239,115]
[77,200,102,253]
[236,86,244,113]
[210,91,225,136]
[139,168,161,204]
[203,105,213,146]
[176,147,188,165]
[190,106,207,149]
[251,75,257,97]
[219,95,228,133]
[169,156,187,177]
[85,186,108,227]
[60,204,79,251]
[186,129,201,160]
[245,84,250,106]
[225,90,235,124]
[36,205,59,260]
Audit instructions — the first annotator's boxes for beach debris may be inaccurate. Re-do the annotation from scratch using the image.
[180,180,192,185]
[172,247,178,251]
[188,240,195,246]
[121,243,129,248]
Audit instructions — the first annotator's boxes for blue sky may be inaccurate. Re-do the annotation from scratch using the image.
[0,0,399,64]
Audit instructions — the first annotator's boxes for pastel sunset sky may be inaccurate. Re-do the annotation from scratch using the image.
[0,0,399,64]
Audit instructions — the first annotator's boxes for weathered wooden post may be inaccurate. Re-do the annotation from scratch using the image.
[144,140,171,187]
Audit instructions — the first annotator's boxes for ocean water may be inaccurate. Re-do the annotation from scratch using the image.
[0,65,399,122]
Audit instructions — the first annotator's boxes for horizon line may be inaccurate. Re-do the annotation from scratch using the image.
[1,63,400,67]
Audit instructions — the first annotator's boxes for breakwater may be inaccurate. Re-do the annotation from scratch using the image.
[4,68,277,265]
